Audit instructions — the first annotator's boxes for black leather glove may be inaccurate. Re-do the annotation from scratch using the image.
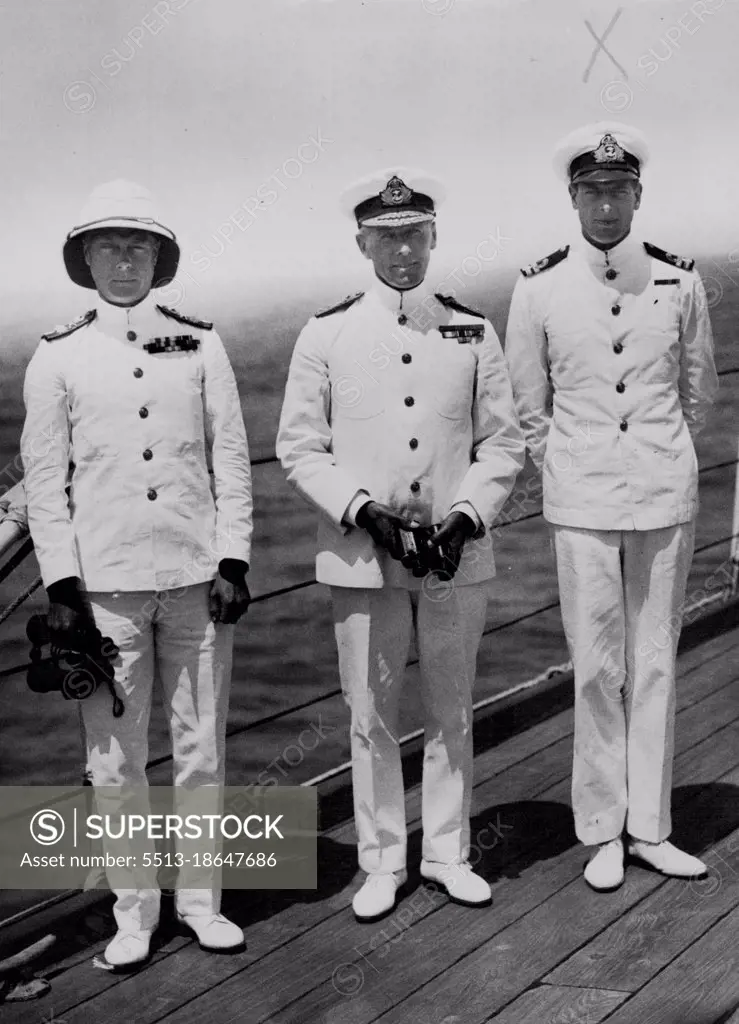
[45,577,96,654]
[355,501,416,562]
[210,558,251,624]
[427,511,477,581]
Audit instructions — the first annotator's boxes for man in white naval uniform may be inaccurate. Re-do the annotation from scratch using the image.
[277,170,525,920]
[20,181,253,966]
[505,124,718,891]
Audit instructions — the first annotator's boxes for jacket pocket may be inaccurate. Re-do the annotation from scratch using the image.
[331,376,386,420]
[429,359,475,421]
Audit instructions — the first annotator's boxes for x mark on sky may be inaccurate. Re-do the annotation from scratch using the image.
[582,7,628,82]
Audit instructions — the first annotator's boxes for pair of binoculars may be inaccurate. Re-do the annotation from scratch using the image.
[26,614,125,718]
[398,525,455,579]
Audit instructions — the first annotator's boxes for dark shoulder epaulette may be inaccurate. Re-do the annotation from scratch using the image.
[314,292,364,318]
[434,294,485,318]
[643,243,694,272]
[41,309,97,342]
[520,246,570,278]
[157,305,213,330]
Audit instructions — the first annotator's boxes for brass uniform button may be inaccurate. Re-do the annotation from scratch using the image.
[611,304,621,316]
[398,314,408,326]
[142,449,153,461]
[409,438,418,450]
[147,488,157,500]
[616,382,625,394]
[613,342,623,354]
[620,420,628,432]
[402,353,412,364]
[410,481,420,493]
[127,330,137,341]
[133,367,143,379]
[605,268,618,281]
[139,407,149,418]
[404,396,415,407]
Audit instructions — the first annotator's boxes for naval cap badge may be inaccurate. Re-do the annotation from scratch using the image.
[380,176,413,207]
[593,133,626,164]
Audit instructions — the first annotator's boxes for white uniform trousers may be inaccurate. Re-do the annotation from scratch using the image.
[552,521,696,846]
[82,582,234,933]
[331,582,489,874]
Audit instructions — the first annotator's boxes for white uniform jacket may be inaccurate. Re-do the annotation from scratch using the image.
[276,278,525,589]
[505,235,718,530]
[21,294,253,591]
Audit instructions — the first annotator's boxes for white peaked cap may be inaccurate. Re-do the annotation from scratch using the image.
[340,168,446,227]
[552,122,649,184]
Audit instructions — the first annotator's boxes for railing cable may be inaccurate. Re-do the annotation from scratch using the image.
[0,537,34,587]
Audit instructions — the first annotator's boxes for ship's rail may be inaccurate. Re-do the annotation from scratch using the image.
[0,364,737,935]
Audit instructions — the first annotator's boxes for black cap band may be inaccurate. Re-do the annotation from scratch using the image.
[569,133,641,183]
[569,150,640,181]
[354,176,435,226]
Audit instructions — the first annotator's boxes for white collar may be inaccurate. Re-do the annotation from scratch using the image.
[93,291,160,333]
[571,231,644,270]
[370,274,435,312]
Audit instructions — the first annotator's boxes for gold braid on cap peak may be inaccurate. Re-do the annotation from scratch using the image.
[354,176,435,226]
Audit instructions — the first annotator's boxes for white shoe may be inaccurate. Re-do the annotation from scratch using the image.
[352,871,407,922]
[583,838,625,892]
[627,838,708,879]
[177,912,245,952]
[104,929,152,968]
[420,860,492,906]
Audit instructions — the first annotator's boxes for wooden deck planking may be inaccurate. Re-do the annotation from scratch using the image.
[544,824,739,992]
[596,904,739,1024]
[0,712,583,1024]
[2,624,736,1024]
[156,688,736,1024]
[148,696,739,1024]
[0,684,583,1022]
[7,630,736,1024]
[48,728,580,1024]
[482,984,629,1024]
[262,706,739,1024]
[362,766,739,1024]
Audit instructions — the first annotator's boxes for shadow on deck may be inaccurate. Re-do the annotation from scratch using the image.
[2,603,739,1024]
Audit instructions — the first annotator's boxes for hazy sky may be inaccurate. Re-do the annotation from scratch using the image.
[2,0,739,323]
